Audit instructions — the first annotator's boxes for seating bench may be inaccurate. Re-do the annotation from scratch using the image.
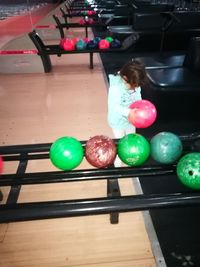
[141,37,200,120]
[28,30,138,72]
[133,52,185,69]
[109,11,200,51]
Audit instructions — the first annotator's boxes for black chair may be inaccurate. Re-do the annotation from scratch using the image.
[107,4,175,35]
[108,10,200,51]
[142,37,200,120]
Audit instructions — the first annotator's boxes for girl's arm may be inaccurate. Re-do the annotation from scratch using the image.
[108,85,130,117]
[134,87,142,101]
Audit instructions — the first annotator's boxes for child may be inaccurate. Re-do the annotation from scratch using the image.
[107,59,147,166]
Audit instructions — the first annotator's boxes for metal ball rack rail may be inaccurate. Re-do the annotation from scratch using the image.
[0,132,199,224]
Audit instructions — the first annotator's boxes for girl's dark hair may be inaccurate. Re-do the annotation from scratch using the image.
[119,59,147,86]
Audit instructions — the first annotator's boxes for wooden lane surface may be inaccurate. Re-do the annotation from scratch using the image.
[0,3,57,48]
[0,23,157,267]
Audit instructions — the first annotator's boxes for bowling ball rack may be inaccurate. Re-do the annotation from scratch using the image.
[0,132,199,224]
[52,14,109,39]
[28,30,138,72]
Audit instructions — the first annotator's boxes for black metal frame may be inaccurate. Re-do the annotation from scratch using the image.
[0,132,199,224]
[28,30,138,72]
[53,13,109,38]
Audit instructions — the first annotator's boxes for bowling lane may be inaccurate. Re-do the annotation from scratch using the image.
[0,2,57,48]
[0,6,159,266]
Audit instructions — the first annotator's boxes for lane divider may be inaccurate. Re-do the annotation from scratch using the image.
[35,24,56,29]
[0,50,38,55]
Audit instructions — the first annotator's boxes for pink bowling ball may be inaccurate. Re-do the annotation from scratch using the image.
[129,100,157,128]
[88,18,94,24]
[63,39,75,51]
[79,18,86,25]
[83,37,89,43]
[72,37,79,45]
[98,39,110,49]
[87,10,93,15]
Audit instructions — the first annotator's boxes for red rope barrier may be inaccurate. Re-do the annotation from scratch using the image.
[35,25,56,29]
[0,49,38,55]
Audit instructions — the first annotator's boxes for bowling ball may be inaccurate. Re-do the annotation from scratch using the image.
[118,133,150,166]
[94,37,102,43]
[87,10,93,15]
[85,135,116,168]
[0,156,3,174]
[129,100,157,128]
[84,0,89,6]
[50,136,84,171]
[150,132,183,164]
[177,152,200,189]
[63,39,75,51]
[83,37,89,43]
[76,39,87,50]
[79,18,86,25]
[88,18,94,24]
[105,36,113,43]
[99,39,110,49]
[87,39,98,49]
[110,39,121,48]
[72,37,79,45]
[59,38,65,49]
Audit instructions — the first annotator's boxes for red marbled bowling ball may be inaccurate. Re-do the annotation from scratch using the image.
[85,135,116,168]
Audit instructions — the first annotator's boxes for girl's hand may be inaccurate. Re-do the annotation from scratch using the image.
[128,108,137,124]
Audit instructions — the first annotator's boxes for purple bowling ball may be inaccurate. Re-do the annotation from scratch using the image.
[110,39,121,48]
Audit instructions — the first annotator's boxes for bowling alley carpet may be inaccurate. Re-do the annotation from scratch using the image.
[94,31,200,266]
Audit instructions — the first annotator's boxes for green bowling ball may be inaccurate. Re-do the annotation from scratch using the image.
[105,36,113,43]
[150,132,183,164]
[117,133,150,166]
[50,136,84,171]
[177,152,200,190]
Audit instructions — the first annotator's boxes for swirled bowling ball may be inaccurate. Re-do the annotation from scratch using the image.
[118,133,150,166]
[177,152,200,190]
[50,136,84,171]
[76,39,87,50]
[129,100,157,128]
[85,135,116,168]
[150,132,183,164]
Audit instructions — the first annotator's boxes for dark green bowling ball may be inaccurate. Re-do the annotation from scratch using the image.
[150,132,183,164]
[50,136,84,170]
[177,152,200,190]
[118,133,150,166]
